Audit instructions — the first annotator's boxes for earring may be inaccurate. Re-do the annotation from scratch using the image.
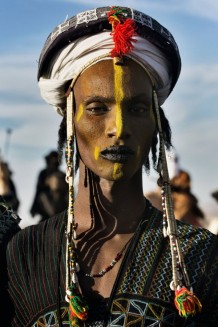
[65,88,89,325]
[152,88,201,317]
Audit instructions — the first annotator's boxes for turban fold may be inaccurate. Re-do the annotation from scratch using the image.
[38,6,181,115]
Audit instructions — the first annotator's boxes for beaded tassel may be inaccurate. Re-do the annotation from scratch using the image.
[108,6,137,58]
[65,89,89,325]
[174,287,202,317]
[153,89,202,317]
[67,246,89,325]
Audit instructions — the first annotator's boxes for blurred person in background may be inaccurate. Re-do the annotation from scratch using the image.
[0,160,20,212]
[30,150,68,220]
[146,169,205,227]
[206,190,218,234]
[170,170,205,227]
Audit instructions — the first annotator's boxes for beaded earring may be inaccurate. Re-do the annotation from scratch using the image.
[65,87,89,325]
[153,89,202,318]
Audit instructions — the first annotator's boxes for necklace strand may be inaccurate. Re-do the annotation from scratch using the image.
[84,238,132,278]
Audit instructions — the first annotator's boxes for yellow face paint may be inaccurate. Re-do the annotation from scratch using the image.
[113,63,124,138]
[76,103,84,122]
[111,64,125,180]
[112,163,124,180]
[94,146,100,160]
[136,145,141,159]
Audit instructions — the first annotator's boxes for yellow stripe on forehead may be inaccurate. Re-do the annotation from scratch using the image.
[113,62,124,138]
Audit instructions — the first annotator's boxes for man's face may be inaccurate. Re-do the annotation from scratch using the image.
[73,59,156,181]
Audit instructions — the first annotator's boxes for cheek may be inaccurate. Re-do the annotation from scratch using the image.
[78,121,104,140]
[75,118,105,157]
[135,119,156,158]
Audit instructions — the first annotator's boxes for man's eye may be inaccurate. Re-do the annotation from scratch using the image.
[86,105,108,115]
[130,106,147,113]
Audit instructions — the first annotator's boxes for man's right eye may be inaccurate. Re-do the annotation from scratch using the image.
[86,104,109,115]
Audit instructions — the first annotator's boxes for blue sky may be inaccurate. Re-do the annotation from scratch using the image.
[0,0,218,226]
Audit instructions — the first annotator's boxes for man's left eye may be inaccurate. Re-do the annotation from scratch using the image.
[130,107,147,113]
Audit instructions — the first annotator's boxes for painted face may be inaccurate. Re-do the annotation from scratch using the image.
[73,59,156,181]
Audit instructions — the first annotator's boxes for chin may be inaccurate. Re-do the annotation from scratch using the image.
[85,160,141,182]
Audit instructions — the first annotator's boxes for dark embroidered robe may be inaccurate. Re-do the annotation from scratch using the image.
[3,206,218,326]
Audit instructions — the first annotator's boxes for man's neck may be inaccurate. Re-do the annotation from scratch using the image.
[74,165,146,233]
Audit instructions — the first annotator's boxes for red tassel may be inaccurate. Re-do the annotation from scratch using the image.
[108,6,137,58]
[174,287,202,318]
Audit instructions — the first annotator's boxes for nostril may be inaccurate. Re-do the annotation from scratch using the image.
[105,117,131,139]
[106,126,117,138]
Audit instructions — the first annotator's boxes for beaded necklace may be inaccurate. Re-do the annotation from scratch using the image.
[84,237,132,278]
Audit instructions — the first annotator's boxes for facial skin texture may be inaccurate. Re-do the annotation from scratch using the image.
[73,58,156,181]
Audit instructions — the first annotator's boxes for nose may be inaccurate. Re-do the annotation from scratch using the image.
[106,106,131,140]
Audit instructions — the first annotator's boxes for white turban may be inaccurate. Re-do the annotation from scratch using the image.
[38,31,172,115]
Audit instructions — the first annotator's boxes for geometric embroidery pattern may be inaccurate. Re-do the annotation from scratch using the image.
[77,9,98,25]
[32,305,108,327]
[110,297,177,326]
[113,209,218,326]
[33,307,69,327]
[109,296,210,327]
[117,208,218,304]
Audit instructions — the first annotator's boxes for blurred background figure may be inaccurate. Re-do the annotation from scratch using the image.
[146,169,205,228]
[170,170,205,227]
[206,190,218,235]
[30,150,68,221]
[0,160,20,211]
[0,129,19,211]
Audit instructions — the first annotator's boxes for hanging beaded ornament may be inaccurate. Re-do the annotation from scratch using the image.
[153,89,202,318]
[65,90,89,326]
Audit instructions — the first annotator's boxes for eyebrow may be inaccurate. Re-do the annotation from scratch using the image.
[84,96,114,105]
[83,94,151,105]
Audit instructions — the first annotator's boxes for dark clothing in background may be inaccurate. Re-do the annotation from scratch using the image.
[30,168,68,220]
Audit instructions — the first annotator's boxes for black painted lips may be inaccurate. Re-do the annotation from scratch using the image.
[100,145,134,163]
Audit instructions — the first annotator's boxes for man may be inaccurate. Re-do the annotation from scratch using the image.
[146,169,205,227]
[3,6,218,327]
[0,160,20,212]
[30,150,68,220]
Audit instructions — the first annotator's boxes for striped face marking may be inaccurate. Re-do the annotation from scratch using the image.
[111,63,126,179]
[113,163,123,180]
[113,62,124,138]
[94,146,100,160]
[76,103,84,122]
[136,145,141,159]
